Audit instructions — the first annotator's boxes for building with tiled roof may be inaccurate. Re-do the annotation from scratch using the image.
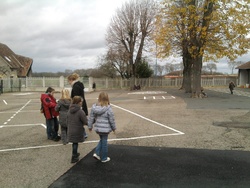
[164,70,183,78]
[236,61,250,70]
[236,61,250,87]
[0,43,32,78]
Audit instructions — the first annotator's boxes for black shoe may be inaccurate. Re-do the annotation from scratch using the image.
[71,158,79,163]
[71,155,79,163]
[53,136,61,141]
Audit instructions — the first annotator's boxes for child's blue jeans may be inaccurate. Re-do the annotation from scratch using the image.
[95,134,108,161]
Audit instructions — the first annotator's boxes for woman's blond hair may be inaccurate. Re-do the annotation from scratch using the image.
[72,96,82,104]
[60,89,71,100]
[98,92,110,106]
[67,73,79,81]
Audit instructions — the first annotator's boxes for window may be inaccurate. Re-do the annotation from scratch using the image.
[4,56,11,62]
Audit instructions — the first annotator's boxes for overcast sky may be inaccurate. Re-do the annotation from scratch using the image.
[0,0,249,74]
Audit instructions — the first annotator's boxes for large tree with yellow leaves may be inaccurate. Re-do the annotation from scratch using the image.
[155,0,250,97]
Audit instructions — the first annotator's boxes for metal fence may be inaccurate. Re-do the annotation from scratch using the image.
[0,77,88,93]
[0,76,238,93]
[92,77,237,90]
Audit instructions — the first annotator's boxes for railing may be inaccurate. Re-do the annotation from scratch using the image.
[0,76,238,93]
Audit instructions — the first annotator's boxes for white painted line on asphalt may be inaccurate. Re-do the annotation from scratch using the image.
[142,95,175,100]
[0,103,184,153]
[0,144,63,152]
[41,124,46,129]
[0,132,183,152]
[0,123,44,128]
[0,103,31,106]
[107,133,183,141]
[3,100,31,125]
[128,91,168,95]
[3,100,7,105]
[111,103,184,135]
[0,111,14,114]
[12,93,33,96]
[0,110,41,114]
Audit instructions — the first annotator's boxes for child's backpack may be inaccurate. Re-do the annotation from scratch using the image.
[40,103,44,113]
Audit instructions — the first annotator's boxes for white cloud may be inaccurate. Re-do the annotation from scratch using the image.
[0,0,126,72]
[0,0,249,73]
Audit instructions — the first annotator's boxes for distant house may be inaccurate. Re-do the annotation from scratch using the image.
[164,70,183,78]
[0,43,33,78]
[236,61,250,87]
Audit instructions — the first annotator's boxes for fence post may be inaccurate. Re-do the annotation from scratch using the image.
[19,78,21,92]
[42,77,45,88]
[10,77,13,92]
[106,78,108,89]
[0,80,2,94]
[59,76,64,88]
[26,77,28,88]
[120,77,122,89]
[89,77,93,91]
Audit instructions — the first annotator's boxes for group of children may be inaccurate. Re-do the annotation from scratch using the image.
[40,73,116,163]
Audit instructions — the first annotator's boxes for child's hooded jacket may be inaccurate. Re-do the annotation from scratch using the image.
[67,104,87,143]
[88,104,116,134]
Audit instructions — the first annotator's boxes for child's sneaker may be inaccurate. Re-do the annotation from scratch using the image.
[101,157,110,163]
[93,153,100,160]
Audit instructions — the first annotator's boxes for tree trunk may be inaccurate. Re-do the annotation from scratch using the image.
[129,76,136,90]
[181,47,192,93]
[182,58,192,93]
[192,57,202,98]
[134,32,146,77]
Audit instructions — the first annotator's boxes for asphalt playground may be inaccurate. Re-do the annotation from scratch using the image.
[1,87,250,188]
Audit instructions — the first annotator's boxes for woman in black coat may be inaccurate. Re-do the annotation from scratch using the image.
[68,73,88,138]
[67,73,88,115]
